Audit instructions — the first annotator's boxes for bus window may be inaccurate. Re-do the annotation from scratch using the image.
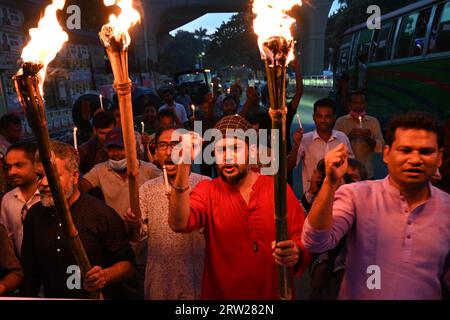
[341,34,353,47]
[430,2,450,53]
[412,8,432,56]
[371,21,394,61]
[350,29,373,66]
[338,47,350,70]
[395,12,419,58]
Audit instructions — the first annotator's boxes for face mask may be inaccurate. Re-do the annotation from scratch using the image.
[109,158,127,171]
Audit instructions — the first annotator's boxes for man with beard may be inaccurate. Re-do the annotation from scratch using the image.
[20,141,137,299]
[79,128,160,220]
[302,112,450,299]
[126,126,209,299]
[0,142,40,255]
[168,115,311,299]
[287,98,354,196]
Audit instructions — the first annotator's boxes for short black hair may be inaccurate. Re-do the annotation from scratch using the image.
[6,142,37,162]
[93,110,116,129]
[222,94,237,105]
[144,102,159,111]
[154,126,176,144]
[347,158,368,181]
[350,90,367,101]
[158,86,175,97]
[158,108,175,120]
[0,113,21,131]
[313,98,336,115]
[385,112,444,148]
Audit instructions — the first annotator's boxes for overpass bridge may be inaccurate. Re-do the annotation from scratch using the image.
[135,0,334,76]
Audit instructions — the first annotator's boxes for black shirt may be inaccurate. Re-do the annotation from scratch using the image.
[20,193,137,299]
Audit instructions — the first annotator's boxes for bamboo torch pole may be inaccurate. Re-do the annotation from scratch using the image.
[253,0,301,300]
[13,63,102,299]
[264,37,291,300]
[99,22,141,241]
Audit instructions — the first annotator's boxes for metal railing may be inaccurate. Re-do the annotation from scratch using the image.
[302,75,334,89]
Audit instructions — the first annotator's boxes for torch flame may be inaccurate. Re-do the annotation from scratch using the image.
[252,0,301,65]
[101,0,140,49]
[20,0,68,90]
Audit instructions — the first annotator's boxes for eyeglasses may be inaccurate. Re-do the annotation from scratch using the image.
[156,141,179,151]
[36,171,45,184]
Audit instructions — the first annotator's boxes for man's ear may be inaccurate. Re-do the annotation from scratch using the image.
[73,170,80,185]
[383,145,391,165]
[438,148,443,168]
[249,143,258,160]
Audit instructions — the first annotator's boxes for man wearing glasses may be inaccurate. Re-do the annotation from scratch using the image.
[126,126,209,299]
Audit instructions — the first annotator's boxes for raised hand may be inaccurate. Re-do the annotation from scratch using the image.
[171,131,203,166]
[325,143,348,185]
[292,128,304,146]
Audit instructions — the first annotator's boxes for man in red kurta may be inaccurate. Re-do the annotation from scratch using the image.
[169,115,311,299]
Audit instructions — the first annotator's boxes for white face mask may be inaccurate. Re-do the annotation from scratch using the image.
[109,158,127,171]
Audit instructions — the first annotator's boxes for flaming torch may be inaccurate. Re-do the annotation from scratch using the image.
[12,0,101,299]
[253,0,301,300]
[99,0,141,241]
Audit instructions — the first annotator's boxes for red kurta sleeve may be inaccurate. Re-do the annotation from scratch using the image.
[181,179,211,233]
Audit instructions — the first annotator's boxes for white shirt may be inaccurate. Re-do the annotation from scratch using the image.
[334,114,384,178]
[160,102,189,123]
[0,187,40,255]
[139,173,210,299]
[296,129,354,193]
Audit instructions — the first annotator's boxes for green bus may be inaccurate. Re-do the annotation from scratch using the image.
[337,0,450,128]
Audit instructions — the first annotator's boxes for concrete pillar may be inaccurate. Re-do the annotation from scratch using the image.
[298,0,333,75]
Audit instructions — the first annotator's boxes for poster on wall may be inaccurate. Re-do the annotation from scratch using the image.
[0,6,24,28]
[2,72,21,114]
[0,30,24,53]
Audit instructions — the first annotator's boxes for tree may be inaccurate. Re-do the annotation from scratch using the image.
[204,12,263,73]
[158,30,204,75]
[194,27,210,42]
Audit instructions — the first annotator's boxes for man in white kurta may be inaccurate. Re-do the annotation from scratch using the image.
[139,127,209,299]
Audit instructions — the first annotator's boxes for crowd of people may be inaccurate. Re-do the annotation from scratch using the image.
[0,57,449,300]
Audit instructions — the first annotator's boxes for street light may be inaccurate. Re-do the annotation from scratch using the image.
[198,52,205,69]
